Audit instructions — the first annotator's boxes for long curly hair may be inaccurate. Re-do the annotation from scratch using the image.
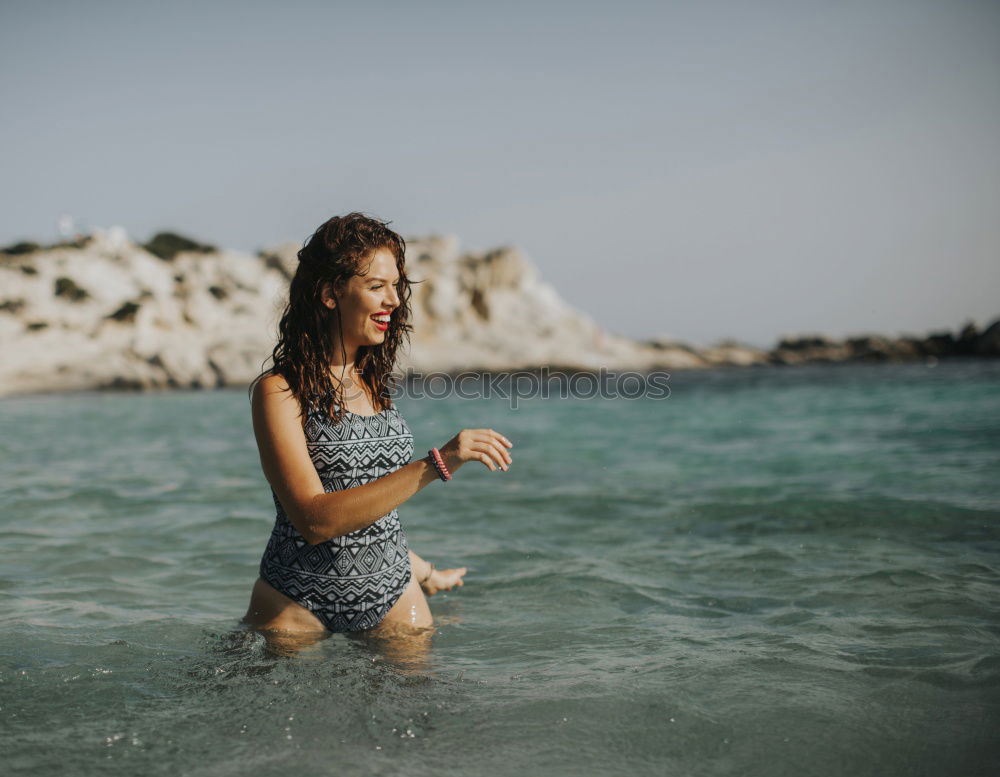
[250,212,415,424]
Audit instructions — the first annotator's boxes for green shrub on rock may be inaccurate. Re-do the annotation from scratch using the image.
[1,241,41,256]
[143,232,217,261]
[54,277,90,302]
[107,301,141,323]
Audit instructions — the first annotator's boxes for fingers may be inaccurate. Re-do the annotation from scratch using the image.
[440,568,466,590]
[468,430,513,471]
[471,445,505,471]
[448,429,513,472]
[492,431,513,448]
[484,436,513,467]
[472,449,497,471]
[423,567,467,596]
[483,429,513,452]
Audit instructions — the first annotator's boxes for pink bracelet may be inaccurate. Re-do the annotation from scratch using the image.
[428,448,452,481]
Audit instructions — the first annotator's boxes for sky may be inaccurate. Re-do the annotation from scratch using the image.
[2,0,998,348]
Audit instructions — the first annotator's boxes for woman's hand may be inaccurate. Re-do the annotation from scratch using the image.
[439,429,513,473]
[420,566,467,596]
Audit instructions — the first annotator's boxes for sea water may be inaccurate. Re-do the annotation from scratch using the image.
[1,360,998,776]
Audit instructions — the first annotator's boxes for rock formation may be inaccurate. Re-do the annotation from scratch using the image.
[0,228,996,397]
[769,319,1000,364]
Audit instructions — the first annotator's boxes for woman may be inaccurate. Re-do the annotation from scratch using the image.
[243,212,513,646]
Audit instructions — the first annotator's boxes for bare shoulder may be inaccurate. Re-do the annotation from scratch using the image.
[253,373,298,409]
[253,372,291,400]
[251,373,308,430]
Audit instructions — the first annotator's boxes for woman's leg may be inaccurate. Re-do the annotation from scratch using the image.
[244,577,327,632]
[354,570,435,670]
[245,574,434,660]
[377,569,434,630]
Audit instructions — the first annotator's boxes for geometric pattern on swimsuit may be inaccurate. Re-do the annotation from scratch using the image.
[259,400,414,632]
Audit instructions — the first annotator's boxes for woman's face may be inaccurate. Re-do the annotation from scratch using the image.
[321,247,401,357]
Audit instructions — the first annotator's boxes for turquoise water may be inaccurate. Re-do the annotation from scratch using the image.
[1,360,998,776]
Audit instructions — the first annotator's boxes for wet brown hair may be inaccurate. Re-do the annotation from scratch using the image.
[250,212,415,424]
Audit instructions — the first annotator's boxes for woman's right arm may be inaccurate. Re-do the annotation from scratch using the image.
[251,374,513,545]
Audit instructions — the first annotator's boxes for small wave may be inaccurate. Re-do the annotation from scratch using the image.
[843,569,945,587]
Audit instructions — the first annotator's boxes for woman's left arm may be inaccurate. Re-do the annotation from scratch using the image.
[409,550,466,596]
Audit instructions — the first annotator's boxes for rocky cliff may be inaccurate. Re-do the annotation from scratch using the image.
[0,228,996,397]
[0,229,711,396]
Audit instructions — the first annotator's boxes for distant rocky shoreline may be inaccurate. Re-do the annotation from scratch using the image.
[1,228,996,397]
[764,322,1000,365]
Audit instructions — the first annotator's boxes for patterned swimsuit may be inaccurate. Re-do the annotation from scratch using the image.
[259,401,414,632]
